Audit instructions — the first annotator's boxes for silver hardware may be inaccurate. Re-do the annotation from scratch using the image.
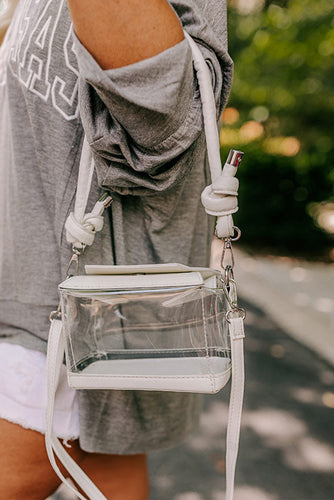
[219,279,246,325]
[224,265,234,288]
[49,193,113,321]
[230,226,241,241]
[221,237,235,272]
[225,307,246,324]
[218,278,238,309]
[50,238,85,321]
[226,149,244,168]
[99,192,113,208]
[215,225,241,242]
[72,245,85,255]
[228,279,239,309]
[49,304,61,322]
[49,233,86,320]
[66,252,80,278]
[216,227,241,288]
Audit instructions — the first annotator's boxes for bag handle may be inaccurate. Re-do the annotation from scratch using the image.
[65,32,242,251]
[184,33,243,239]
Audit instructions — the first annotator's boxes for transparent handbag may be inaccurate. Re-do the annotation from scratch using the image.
[45,32,246,500]
[60,264,231,393]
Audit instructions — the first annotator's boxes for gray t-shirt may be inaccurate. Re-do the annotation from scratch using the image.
[0,0,232,453]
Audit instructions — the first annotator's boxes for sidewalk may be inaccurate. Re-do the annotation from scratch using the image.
[148,241,334,500]
[212,239,334,367]
[49,241,334,500]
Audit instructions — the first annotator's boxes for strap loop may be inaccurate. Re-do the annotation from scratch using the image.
[215,215,234,239]
[201,185,238,216]
[65,197,112,249]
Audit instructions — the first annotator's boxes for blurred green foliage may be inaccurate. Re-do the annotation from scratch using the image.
[223,0,334,259]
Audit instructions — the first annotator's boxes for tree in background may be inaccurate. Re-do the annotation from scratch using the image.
[224,0,334,259]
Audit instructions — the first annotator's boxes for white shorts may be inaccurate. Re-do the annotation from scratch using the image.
[0,343,79,441]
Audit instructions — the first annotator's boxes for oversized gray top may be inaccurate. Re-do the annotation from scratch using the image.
[0,0,233,453]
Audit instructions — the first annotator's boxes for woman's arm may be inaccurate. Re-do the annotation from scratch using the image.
[67,0,184,69]
[70,0,233,195]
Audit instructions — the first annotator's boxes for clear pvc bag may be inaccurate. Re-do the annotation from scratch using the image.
[59,265,231,393]
[45,32,245,500]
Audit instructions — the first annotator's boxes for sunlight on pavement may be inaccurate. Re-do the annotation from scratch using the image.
[174,493,203,500]
[292,387,334,408]
[154,474,174,490]
[284,436,334,472]
[322,391,334,408]
[187,401,228,451]
[291,387,322,405]
[269,344,286,358]
[199,401,229,434]
[240,257,258,272]
[314,297,334,313]
[226,486,278,500]
[244,407,334,473]
[244,408,307,445]
[289,267,308,282]
[211,240,334,366]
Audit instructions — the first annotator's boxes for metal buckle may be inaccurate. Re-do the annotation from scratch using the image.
[221,238,235,289]
[99,192,113,208]
[225,307,246,324]
[65,245,85,278]
[215,225,241,242]
[49,304,61,322]
[224,265,234,289]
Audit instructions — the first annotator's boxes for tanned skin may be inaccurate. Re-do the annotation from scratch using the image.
[67,0,184,69]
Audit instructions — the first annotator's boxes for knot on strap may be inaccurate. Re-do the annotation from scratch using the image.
[65,200,106,248]
[201,170,239,239]
[201,185,238,216]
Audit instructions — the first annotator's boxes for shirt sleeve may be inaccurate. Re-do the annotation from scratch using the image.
[73,1,233,196]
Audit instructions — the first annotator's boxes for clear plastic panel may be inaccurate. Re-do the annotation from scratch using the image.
[60,285,231,393]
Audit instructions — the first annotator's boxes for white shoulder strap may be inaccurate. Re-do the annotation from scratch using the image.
[74,138,95,223]
[183,32,222,185]
[183,32,242,239]
[65,31,241,250]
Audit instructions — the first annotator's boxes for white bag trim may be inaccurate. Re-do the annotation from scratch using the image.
[46,31,245,500]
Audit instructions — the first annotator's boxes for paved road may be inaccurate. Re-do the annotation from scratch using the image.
[50,299,334,500]
[225,244,334,366]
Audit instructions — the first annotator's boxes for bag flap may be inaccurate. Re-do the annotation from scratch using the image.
[85,263,221,280]
[59,271,206,292]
